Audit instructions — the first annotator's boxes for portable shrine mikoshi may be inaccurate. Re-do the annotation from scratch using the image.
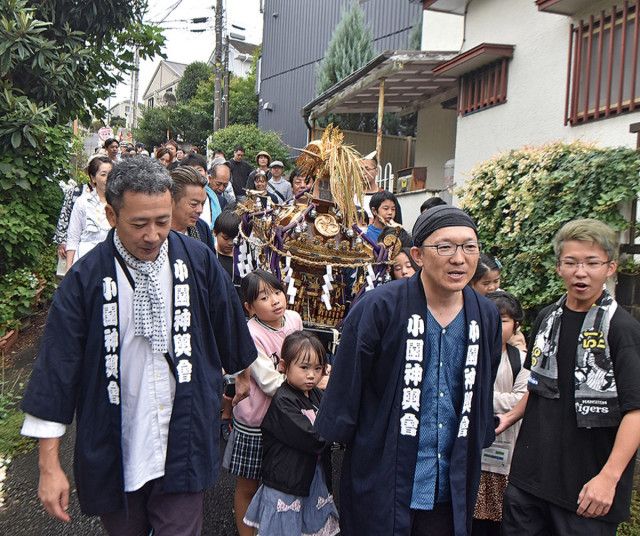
[234,125,403,329]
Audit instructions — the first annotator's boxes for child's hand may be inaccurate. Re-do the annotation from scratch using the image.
[317,365,331,390]
[232,369,251,406]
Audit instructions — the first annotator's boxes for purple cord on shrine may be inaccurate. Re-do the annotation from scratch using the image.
[351,224,381,254]
[271,226,283,278]
[294,186,313,200]
[269,204,315,279]
[345,225,390,312]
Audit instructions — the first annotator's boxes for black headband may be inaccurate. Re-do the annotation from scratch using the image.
[412,205,477,246]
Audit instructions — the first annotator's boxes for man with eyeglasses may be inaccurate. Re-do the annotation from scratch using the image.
[316,205,502,536]
[498,218,640,536]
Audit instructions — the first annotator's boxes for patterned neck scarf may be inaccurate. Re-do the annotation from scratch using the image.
[187,226,200,240]
[528,289,620,428]
[113,231,169,353]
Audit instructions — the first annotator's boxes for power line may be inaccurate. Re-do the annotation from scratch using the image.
[157,0,184,23]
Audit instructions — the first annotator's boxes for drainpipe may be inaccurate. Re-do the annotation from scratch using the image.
[376,78,386,165]
[304,113,314,143]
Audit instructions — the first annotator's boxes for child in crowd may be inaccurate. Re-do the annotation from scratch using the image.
[471,253,502,295]
[365,190,398,242]
[213,209,241,284]
[472,291,530,536]
[244,331,339,536]
[225,270,303,536]
[391,247,419,280]
[214,209,243,440]
[471,254,527,352]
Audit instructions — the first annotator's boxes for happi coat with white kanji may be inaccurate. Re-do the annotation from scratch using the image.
[22,230,257,515]
[315,273,501,536]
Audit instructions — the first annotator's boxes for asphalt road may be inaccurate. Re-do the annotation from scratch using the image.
[0,428,240,535]
[0,429,343,535]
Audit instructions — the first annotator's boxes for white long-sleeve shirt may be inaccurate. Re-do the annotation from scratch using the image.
[66,190,111,259]
[480,347,530,475]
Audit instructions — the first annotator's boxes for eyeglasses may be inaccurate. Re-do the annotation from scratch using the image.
[420,242,481,256]
[558,259,611,271]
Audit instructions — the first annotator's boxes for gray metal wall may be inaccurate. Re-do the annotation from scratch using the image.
[258,0,422,152]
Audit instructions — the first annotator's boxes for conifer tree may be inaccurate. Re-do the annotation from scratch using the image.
[316,2,375,131]
[317,2,375,94]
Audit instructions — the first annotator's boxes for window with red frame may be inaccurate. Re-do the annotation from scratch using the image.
[566,1,640,125]
[458,58,509,116]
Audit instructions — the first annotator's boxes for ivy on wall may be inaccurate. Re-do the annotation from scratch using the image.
[460,142,640,314]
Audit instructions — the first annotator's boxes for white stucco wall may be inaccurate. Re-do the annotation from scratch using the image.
[414,102,458,192]
[451,0,640,188]
[422,11,464,52]
[398,191,441,231]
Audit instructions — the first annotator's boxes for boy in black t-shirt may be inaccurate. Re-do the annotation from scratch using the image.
[497,219,640,536]
[213,209,241,286]
[214,209,244,440]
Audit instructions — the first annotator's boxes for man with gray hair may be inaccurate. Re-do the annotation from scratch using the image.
[21,156,257,535]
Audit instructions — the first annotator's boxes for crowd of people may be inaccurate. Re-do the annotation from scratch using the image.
[19,139,640,536]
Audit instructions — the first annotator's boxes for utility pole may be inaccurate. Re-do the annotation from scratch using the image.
[213,0,224,132]
[131,48,140,132]
[223,34,230,128]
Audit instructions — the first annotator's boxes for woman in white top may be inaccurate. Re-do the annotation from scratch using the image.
[65,156,113,270]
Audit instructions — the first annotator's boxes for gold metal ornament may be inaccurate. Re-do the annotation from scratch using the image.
[314,213,340,238]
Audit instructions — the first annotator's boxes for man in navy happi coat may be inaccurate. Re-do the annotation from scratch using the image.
[316,206,501,536]
[21,157,256,535]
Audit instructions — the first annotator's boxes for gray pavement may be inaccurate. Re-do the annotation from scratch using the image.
[0,427,342,535]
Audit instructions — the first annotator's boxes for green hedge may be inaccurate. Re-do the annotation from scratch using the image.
[619,490,640,536]
[0,125,75,335]
[460,142,640,314]
[209,124,291,169]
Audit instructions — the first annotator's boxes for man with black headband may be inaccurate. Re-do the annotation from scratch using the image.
[497,219,640,536]
[317,205,501,536]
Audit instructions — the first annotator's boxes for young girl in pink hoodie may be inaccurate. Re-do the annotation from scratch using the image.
[224,270,303,536]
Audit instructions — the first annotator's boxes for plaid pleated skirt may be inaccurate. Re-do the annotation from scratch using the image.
[223,419,263,480]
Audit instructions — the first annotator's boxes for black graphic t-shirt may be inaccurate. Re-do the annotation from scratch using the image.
[510,304,640,523]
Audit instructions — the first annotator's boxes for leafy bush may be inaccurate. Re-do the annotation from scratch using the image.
[209,124,291,168]
[0,269,39,337]
[0,127,66,274]
[136,55,260,149]
[135,103,212,150]
[619,490,640,536]
[0,0,162,338]
[0,125,67,333]
[460,142,640,313]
